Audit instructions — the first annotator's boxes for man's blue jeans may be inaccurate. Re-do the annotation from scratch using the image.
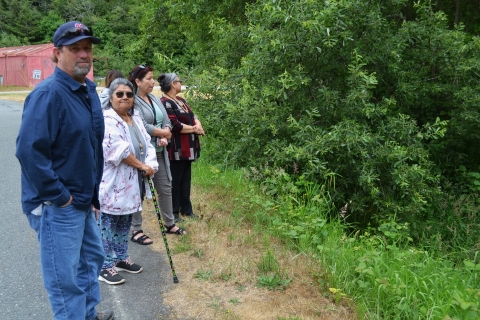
[27,204,105,320]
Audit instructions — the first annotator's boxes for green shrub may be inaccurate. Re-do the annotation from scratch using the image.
[190,0,480,226]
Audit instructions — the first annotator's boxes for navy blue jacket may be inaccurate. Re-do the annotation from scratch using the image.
[16,67,105,213]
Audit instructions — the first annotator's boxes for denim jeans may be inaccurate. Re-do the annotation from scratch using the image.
[27,204,104,320]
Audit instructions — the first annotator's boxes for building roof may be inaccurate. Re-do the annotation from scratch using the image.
[0,43,54,57]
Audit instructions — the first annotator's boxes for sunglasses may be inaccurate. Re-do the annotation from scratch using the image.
[57,25,93,42]
[132,65,146,80]
[115,91,134,99]
[174,80,183,84]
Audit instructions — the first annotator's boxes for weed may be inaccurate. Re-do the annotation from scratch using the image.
[227,233,235,243]
[192,248,203,258]
[173,234,192,254]
[241,258,252,273]
[228,298,240,305]
[256,273,291,291]
[194,269,213,281]
[235,285,247,292]
[209,295,221,310]
[258,249,279,273]
[328,288,346,304]
[220,271,234,281]
[262,234,271,247]
[242,234,256,246]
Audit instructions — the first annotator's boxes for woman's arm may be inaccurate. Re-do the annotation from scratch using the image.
[180,124,199,134]
[164,98,198,133]
[133,113,159,171]
[102,115,132,167]
[151,126,172,139]
[180,97,204,135]
[150,94,172,139]
[135,99,156,136]
[121,153,155,176]
[193,118,205,136]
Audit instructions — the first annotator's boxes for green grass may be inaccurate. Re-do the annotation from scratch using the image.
[0,85,30,92]
[256,273,291,291]
[194,268,213,281]
[192,147,480,319]
[257,249,279,273]
[172,233,193,254]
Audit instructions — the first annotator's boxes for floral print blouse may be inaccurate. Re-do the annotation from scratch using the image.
[100,107,158,215]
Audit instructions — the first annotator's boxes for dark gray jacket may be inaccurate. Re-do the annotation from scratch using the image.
[135,93,172,181]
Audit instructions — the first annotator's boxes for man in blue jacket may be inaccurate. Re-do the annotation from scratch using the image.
[16,21,114,320]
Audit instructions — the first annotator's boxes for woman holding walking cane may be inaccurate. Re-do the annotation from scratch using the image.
[98,78,158,285]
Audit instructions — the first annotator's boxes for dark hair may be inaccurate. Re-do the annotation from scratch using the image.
[128,65,154,91]
[105,70,124,88]
[157,73,177,93]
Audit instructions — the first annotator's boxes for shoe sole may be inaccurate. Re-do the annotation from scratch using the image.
[98,275,126,285]
[116,266,143,274]
[94,311,115,320]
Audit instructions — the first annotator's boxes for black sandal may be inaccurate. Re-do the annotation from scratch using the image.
[165,224,186,235]
[131,230,153,245]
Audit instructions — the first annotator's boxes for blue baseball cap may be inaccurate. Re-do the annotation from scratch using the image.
[53,21,101,47]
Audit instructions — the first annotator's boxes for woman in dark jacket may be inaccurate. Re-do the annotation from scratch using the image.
[158,73,204,221]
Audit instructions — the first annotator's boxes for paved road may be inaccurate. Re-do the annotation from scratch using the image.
[0,99,173,320]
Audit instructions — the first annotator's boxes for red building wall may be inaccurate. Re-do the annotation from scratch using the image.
[0,44,95,87]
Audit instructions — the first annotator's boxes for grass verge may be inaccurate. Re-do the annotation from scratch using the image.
[142,158,356,319]
[0,92,28,103]
[144,151,480,319]
[0,85,30,92]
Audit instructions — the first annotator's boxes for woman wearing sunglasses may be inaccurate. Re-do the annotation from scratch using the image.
[158,73,204,222]
[99,69,125,108]
[98,78,158,285]
[128,65,186,239]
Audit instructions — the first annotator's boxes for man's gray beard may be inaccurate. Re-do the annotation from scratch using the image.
[74,64,91,77]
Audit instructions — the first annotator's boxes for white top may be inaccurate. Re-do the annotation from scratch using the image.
[99,107,158,215]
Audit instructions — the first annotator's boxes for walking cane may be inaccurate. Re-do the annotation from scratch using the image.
[146,176,179,283]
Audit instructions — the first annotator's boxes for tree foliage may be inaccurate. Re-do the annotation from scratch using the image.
[1,0,479,228]
[186,0,480,228]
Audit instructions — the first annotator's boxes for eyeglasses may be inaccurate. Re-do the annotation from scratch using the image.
[57,25,93,42]
[115,91,134,99]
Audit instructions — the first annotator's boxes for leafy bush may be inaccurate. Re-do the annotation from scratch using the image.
[190,0,480,227]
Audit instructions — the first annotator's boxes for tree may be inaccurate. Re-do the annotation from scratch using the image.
[186,0,479,226]
[0,0,42,42]
[0,33,25,47]
[53,0,95,24]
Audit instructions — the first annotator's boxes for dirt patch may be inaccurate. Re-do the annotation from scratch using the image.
[141,188,356,320]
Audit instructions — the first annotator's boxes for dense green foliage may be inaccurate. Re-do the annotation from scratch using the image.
[182,0,480,236]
